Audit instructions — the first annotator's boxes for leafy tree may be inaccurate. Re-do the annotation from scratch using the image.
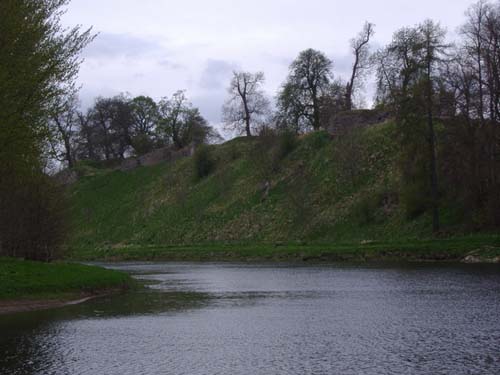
[0,0,93,260]
[130,96,159,136]
[420,20,449,232]
[277,49,333,131]
[158,91,190,148]
[319,80,349,130]
[87,95,134,160]
[159,91,218,149]
[130,96,159,155]
[441,0,500,227]
[376,21,449,232]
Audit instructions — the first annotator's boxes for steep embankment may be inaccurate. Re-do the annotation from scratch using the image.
[68,121,500,261]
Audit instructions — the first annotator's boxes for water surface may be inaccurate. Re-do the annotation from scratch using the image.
[1,262,500,374]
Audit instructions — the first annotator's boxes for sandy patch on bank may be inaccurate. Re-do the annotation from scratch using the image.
[0,294,106,315]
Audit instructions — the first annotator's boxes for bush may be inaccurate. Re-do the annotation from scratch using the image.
[354,187,398,225]
[277,130,299,159]
[252,128,299,180]
[354,195,378,225]
[193,144,215,179]
[399,151,430,219]
[131,134,156,156]
[0,171,68,261]
[303,130,331,150]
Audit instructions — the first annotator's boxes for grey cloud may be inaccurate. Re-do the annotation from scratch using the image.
[192,91,226,124]
[158,59,184,70]
[84,32,168,60]
[260,52,293,67]
[332,54,354,76]
[199,59,238,90]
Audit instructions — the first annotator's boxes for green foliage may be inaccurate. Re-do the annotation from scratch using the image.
[353,186,398,225]
[397,118,432,219]
[67,119,500,258]
[0,0,93,261]
[276,49,333,131]
[131,134,156,156]
[158,91,216,149]
[0,0,93,162]
[193,144,215,179]
[0,174,69,261]
[353,193,382,225]
[302,130,331,150]
[400,169,430,219]
[277,130,299,159]
[69,120,421,250]
[68,238,500,263]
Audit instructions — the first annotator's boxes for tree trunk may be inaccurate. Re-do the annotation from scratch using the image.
[312,88,320,131]
[426,61,440,233]
[242,96,251,137]
[346,53,359,111]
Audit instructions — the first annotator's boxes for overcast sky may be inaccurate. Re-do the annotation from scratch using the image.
[63,0,478,124]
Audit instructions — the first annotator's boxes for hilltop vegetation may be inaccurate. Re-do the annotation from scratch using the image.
[68,119,499,260]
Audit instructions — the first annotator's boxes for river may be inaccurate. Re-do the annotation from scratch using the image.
[1,262,500,374]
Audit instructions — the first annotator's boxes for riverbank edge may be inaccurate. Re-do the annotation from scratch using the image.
[0,288,128,315]
[68,238,500,264]
[0,258,135,314]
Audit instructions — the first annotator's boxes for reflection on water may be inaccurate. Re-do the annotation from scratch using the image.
[1,262,500,374]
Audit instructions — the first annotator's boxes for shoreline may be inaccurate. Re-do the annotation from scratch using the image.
[69,240,500,264]
[0,289,127,315]
[0,258,134,315]
[0,294,101,315]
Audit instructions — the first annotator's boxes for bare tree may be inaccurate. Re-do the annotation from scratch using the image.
[461,0,489,124]
[222,71,270,137]
[49,93,80,168]
[346,22,375,110]
[76,109,97,161]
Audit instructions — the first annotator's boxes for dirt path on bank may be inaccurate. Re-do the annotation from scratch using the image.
[0,294,108,315]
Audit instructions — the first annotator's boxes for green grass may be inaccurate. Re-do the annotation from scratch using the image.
[70,236,500,262]
[67,120,500,262]
[0,258,133,300]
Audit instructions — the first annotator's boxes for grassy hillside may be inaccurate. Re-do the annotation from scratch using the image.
[68,121,500,260]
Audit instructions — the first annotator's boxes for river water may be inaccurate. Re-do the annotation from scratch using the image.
[1,262,500,374]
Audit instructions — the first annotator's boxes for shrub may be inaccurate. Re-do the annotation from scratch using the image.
[399,152,430,219]
[0,171,68,261]
[277,130,299,159]
[131,134,156,156]
[303,130,331,150]
[354,187,398,225]
[193,144,215,179]
[253,128,299,180]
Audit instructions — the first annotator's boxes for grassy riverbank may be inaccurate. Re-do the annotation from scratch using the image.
[69,235,500,263]
[0,257,132,301]
[67,121,500,263]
